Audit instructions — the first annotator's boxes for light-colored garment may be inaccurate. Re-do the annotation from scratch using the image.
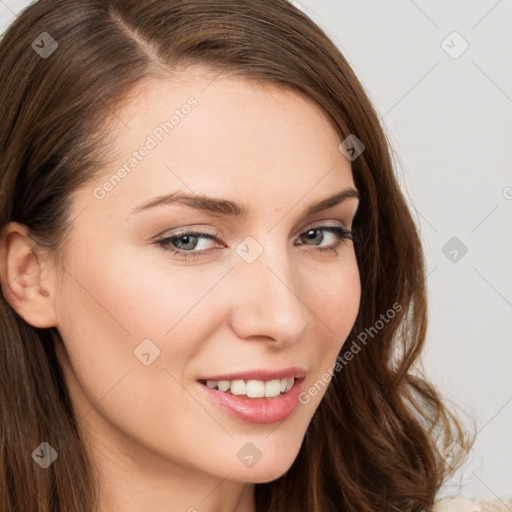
[433,496,512,511]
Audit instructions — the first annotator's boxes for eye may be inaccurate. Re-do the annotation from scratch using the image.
[295,225,355,256]
[155,224,355,260]
[156,230,220,260]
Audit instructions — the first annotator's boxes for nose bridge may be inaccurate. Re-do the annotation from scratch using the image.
[229,234,310,343]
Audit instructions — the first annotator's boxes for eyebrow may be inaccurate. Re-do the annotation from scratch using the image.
[131,187,359,218]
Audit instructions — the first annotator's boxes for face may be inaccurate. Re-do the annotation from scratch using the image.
[50,68,361,485]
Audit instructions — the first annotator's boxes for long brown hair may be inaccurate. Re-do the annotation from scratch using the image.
[0,1,474,511]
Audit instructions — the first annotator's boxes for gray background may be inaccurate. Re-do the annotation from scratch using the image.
[1,0,511,501]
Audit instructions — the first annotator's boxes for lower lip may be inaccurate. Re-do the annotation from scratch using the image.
[196,378,305,424]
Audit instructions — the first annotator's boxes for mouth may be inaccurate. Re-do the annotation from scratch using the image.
[196,375,306,424]
[197,376,302,398]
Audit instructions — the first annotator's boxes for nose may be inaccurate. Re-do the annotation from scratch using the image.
[228,240,311,346]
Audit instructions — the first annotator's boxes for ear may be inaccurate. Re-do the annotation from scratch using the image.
[0,222,58,328]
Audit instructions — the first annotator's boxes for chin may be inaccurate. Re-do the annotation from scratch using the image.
[225,450,299,484]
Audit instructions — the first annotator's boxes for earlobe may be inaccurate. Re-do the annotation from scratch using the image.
[0,222,58,328]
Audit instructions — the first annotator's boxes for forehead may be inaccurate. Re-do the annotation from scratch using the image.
[114,67,343,160]
[74,68,355,220]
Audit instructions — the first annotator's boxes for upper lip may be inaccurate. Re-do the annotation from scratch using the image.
[198,366,307,381]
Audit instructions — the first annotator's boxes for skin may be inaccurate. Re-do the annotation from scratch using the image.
[0,67,361,512]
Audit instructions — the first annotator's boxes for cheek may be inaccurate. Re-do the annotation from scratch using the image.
[306,250,361,339]
[53,238,240,405]
[56,237,219,340]
[302,251,361,381]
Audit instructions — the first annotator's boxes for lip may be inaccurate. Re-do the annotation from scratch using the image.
[197,366,307,382]
[196,377,306,424]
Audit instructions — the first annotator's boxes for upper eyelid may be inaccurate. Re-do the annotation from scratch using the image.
[160,221,352,247]
[164,219,351,237]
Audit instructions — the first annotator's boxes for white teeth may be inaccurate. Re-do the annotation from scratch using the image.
[264,379,282,397]
[246,380,265,398]
[230,380,246,395]
[217,380,230,392]
[201,377,296,397]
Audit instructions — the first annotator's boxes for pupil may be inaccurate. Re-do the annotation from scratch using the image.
[177,234,196,250]
[306,229,322,244]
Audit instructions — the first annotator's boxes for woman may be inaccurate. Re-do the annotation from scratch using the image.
[0,0,476,511]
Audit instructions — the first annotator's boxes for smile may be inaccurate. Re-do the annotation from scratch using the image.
[197,377,295,398]
[196,376,306,424]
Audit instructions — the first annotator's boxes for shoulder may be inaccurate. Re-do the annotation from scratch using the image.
[433,496,512,511]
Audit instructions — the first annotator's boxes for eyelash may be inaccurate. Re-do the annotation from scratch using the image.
[155,224,356,261]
